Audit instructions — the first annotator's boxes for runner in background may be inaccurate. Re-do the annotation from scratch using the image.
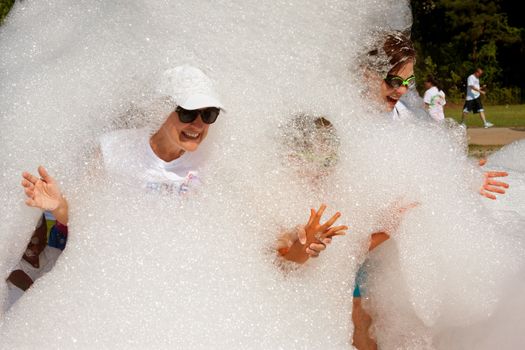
[423,75,446,122]
[460,68,494,128]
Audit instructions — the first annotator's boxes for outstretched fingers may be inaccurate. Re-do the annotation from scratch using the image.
[21,178,34,188]
[23,187,35,198]
[324,225,348,238]
[320,211,341,231]
[25,198,39,207]
[486,171,508,178]
[487,179,509,189]
[398,202,420,213]
[314,204,327,224]
[22,171,40,185]
[307,208,316,227]
[480,189,497,200]
[484,185,506,194]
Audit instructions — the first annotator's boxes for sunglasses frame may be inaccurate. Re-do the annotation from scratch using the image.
[175,106,220,124]
[384,74,416,89]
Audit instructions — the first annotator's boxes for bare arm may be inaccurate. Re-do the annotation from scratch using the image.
[7,270,33,291]
[469,85,486,95]
[368,200,420,251]
[369,231,390,251]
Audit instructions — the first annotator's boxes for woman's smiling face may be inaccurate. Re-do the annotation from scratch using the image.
[164,109,211,153]
[379,59,414,111]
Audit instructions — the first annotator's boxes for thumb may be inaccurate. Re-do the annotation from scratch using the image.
[298,226,307,245]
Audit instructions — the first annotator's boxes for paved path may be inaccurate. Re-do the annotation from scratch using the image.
[467,127,525,146]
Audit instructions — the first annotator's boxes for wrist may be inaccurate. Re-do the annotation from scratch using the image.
[51,195,69,225]
[52,194,66,211]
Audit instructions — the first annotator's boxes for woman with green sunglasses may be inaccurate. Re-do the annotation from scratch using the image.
[352,30,509,350]
[360,30,417,121]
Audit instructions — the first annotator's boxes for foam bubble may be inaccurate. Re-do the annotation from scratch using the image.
[1,0,524,349]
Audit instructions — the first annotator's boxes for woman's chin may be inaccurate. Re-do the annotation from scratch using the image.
[180,141,201,153]
[386,97,398,110]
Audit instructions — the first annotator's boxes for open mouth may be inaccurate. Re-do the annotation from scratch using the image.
[386,95,398,104]
[181,130,200,140]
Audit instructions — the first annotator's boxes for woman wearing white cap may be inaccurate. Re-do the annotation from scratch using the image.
[21,65,344,265]
[21,65,225,226]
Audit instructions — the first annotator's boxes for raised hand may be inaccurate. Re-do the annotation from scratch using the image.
[480,171,509,200]
[303,204,347,252]
[278,204,347,264]
[478,160,509,200]
[22,166,63,211]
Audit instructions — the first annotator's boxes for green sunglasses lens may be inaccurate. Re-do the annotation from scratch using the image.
[385,75,415,89]
[405,76,416,88]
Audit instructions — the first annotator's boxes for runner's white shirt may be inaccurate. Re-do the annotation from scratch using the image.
[466,74,480,100]
[423,86,446,122]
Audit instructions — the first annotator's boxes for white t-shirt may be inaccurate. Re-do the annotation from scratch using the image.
[423,86,446,121]
[390,100,412,121]
[99,128,203,195]
[466,74,480,100]
[6,246,62,309]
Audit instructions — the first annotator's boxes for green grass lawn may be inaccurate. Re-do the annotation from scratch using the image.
[445,104,525,128]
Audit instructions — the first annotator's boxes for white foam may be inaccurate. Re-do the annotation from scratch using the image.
[1,0,524,349]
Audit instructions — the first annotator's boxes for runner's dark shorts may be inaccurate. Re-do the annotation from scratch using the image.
[463,97,484,113]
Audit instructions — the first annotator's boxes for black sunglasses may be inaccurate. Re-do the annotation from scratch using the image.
[176,106,220,124]
[384,74,416,89]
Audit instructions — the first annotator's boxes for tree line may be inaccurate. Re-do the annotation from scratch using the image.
[0,0,14,25]
[411,0,524,104]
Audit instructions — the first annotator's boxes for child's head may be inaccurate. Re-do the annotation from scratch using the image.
[424,75,441,90]
[359,30,416,111]
[281,114,340,183]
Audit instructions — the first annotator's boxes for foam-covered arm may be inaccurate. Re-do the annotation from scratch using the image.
[369,231,390,251]
[6,270,33,291]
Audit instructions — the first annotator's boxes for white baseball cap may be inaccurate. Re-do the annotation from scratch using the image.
[158,64,224,110]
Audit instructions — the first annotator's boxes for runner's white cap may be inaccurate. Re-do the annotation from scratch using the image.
[158,65,224,110]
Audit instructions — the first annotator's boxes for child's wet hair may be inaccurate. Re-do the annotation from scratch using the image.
[281,114,340,171]
[360,30,416,77]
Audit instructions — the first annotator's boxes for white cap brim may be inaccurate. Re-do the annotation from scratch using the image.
[178,93,225,111]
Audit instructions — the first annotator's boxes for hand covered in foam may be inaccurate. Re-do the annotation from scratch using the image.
[377,199,420,239]
[22,166,63,211]
[277,204,347,264]
[478,159,509,200]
